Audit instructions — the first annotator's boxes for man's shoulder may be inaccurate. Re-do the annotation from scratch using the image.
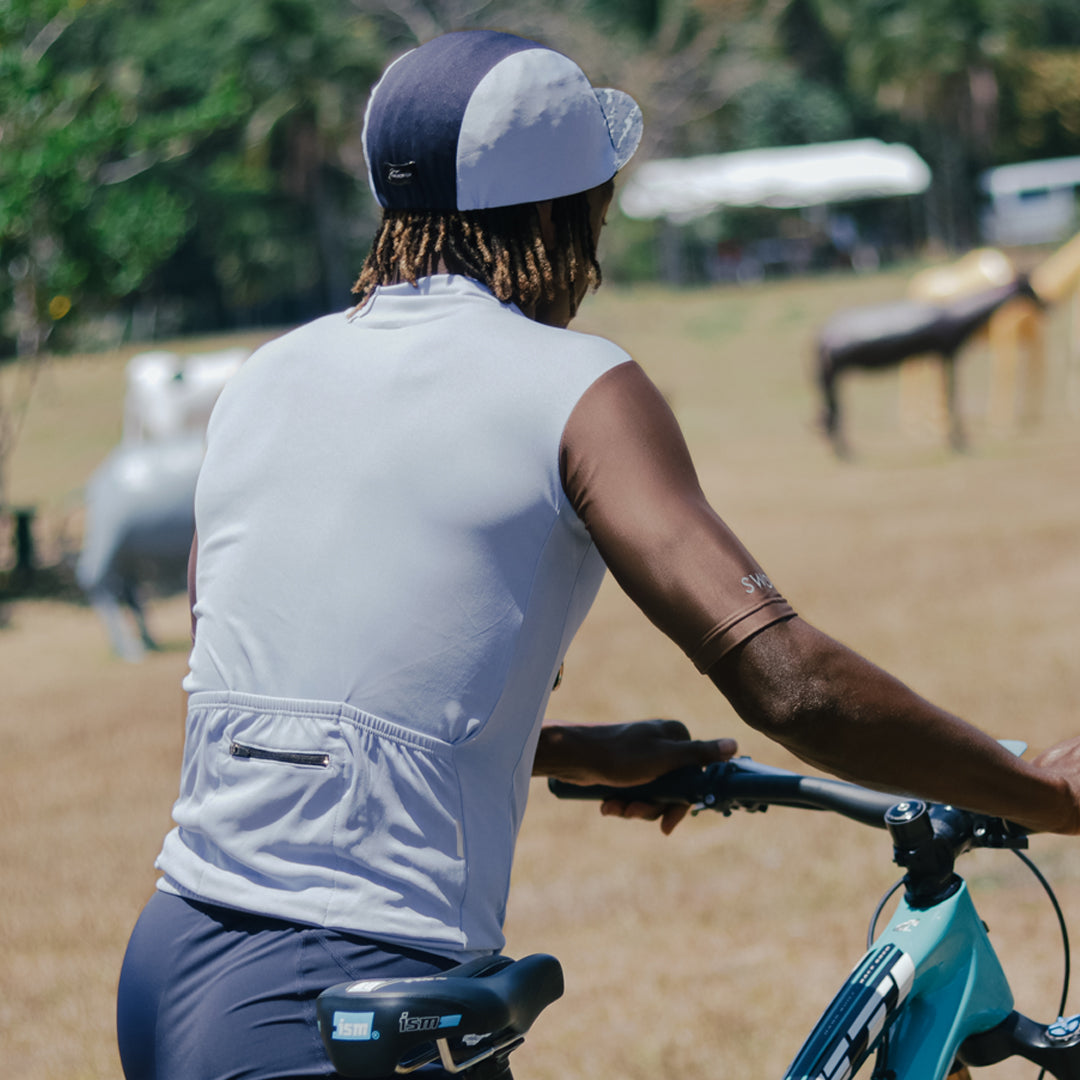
[512,315,632,372]
[274,310,355,347]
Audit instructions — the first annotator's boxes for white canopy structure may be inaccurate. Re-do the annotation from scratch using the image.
[619,139,932,223]
[979,155,1080,246]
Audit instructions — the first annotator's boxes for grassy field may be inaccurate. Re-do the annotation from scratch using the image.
[3,267,1080,1080]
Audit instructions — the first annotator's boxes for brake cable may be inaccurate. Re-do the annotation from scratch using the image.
[1011,848,1071,1019]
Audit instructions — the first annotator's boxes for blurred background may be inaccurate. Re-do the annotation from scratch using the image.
[4,3,1080,1078]
[4,0,1080,358]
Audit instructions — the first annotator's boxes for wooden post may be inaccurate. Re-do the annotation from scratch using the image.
[13,507,35,576]
[2,504,36,588]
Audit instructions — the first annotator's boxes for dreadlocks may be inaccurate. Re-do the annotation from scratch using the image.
[351,183,608,320]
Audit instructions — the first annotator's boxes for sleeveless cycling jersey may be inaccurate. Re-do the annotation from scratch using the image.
[159,277,633,955]
[156,275,794,958]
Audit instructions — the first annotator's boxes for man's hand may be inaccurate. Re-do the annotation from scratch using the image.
[534,719,737,834]
[1031,735,1080,834]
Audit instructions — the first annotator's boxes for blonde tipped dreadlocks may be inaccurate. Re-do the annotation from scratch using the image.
[351,186,606,320]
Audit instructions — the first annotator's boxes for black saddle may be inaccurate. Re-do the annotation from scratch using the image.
[317,953,563,1077]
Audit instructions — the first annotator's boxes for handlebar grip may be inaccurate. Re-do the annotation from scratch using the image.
[547,764,705,805]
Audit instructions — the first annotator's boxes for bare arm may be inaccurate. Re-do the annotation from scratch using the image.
[708,616,1080,835]
[559,361,1080,836]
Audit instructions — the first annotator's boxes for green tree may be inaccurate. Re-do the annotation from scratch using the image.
[129,0,384,323]
[731,68,853,148]
[1004,51,1080,160]
[784,0,1038,250]
[0,0,195,355]
[0,0,385,358]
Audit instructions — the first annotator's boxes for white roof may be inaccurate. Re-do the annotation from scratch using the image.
[980,156,1080,198]
[619,139,932,222]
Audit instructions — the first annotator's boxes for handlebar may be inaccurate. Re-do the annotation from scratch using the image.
[548,757,1028,856]
[549,757,898,828]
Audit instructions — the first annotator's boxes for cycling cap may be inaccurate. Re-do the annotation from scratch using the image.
[362,30,643,211]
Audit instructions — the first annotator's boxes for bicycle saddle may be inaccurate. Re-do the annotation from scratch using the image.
[317,952,564,1077]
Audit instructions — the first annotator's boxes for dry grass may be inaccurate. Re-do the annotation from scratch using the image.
[3,271,1080,1080]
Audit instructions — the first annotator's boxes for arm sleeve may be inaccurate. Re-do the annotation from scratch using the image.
[560,360,795,672]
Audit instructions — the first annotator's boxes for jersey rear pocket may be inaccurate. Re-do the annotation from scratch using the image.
[229,741,330,768]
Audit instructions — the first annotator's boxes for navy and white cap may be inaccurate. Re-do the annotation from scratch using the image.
[362,30,644,211]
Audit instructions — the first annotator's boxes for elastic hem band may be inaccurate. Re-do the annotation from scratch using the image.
[186,690,450,753]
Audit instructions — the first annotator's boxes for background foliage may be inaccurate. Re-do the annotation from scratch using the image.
[2,0,1080,357]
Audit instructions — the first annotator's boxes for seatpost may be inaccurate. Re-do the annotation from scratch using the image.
[885,800,962,908]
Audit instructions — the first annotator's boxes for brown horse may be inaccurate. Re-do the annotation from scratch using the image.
[816,276,1039,458]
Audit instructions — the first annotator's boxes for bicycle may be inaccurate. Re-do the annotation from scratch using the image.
[316,748,1080,1079]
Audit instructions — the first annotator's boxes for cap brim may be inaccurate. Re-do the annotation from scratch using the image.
[594,88,643,172]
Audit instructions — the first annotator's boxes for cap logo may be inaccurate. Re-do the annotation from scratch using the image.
[384,161,418,186]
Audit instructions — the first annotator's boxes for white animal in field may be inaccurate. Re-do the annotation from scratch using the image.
[122,350,183,442]
[79,346,246,658]
[76,435,205,660]
[123,347,247,443]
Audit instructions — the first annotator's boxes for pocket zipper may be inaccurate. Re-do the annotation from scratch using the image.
[229,741,330,768]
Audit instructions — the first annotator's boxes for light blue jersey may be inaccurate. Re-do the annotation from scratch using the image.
[156,276,628,957]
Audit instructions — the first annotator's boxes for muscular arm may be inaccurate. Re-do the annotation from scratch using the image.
[561,361,794,669]
[557,361,1080,835]
[709,616,1078,834]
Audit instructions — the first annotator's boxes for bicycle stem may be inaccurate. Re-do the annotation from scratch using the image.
[886,801,963,908]
[886,800,1028,909]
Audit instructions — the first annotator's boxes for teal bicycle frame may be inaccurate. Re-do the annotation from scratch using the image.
[786,879,1013,1080]
[550,754,1080,1080]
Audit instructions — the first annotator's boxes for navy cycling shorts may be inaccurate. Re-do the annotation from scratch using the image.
[116,890,459,1080]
